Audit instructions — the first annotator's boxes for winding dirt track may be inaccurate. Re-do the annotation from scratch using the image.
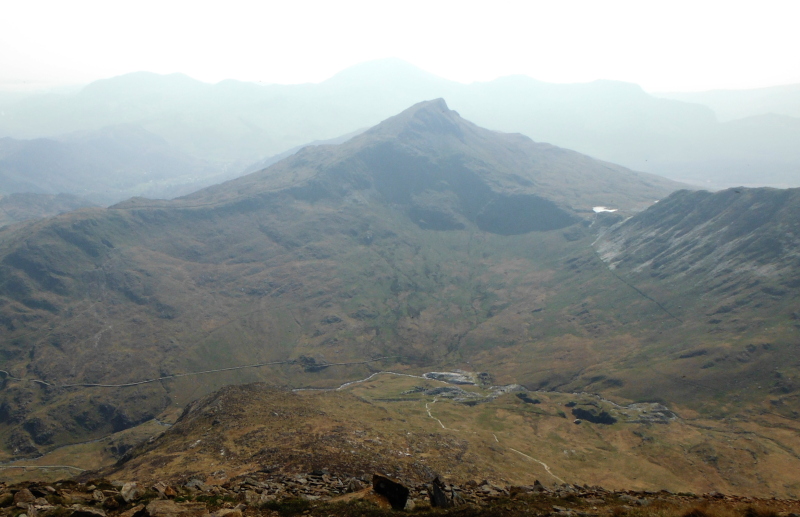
[326,370,567,485]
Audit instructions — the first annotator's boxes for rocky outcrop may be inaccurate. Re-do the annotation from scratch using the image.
[1,471,799,517]
[371,474,408,510]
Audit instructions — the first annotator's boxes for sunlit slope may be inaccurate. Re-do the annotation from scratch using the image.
[101,377,800,498]
[4,101,786,467]
[581,188,800,409]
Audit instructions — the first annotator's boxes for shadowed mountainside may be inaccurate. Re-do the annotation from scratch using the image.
[175,98,680,229]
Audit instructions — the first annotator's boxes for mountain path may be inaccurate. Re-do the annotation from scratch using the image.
[508,448,565,484]
[326,370,566,486]
[420,392,565,485]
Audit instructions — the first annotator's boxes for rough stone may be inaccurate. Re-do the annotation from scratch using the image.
[372,474,409,511]
[14,489,36,505]
[145,500,206,517]
[243,490,259,506]
[429,477,450,508]
[118,504,145,517]
[103,497,120,511]
[184,480,206,491]
[120,483,143,503]
[69,505,107,517]
[151,483,167,497]
[345,478,364,493]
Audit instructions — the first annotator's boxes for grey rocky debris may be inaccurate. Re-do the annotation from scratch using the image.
[0,471,791,516]
[70,505,107,517]
[145,500,206,517]
[120,483,144,503]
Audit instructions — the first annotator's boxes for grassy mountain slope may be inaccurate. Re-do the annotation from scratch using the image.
[590,188,800,415]
[102,377,800,498]
[0,100,682,458]
[1,104,799,498]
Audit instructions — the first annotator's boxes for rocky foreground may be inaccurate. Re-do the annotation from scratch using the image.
[2,471,800,517]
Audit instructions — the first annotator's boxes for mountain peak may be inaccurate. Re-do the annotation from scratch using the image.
[398,98,456,127]
[413,97,449,110]
[366,98,465,139]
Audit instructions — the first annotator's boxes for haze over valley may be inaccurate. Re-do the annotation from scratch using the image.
[2,60,800,215]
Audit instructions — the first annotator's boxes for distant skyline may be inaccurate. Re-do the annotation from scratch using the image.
[2,0,798,93]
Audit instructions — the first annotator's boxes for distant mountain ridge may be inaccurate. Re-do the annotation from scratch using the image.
[656,83,800,121]
[0,125,229,205]
[1,59,798,193]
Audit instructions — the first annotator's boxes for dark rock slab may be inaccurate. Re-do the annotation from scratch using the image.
[14,489,36,505]
[372,474,409,511]
[429,477,451,508]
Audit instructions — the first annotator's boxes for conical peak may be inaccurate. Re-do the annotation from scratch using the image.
[368,98,465,139]
[413,98,449,112]
[402,98,453,122]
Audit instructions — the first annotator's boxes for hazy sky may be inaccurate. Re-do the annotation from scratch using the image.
[2,0,798,92]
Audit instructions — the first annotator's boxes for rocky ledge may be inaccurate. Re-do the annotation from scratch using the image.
[2,471,799,517]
